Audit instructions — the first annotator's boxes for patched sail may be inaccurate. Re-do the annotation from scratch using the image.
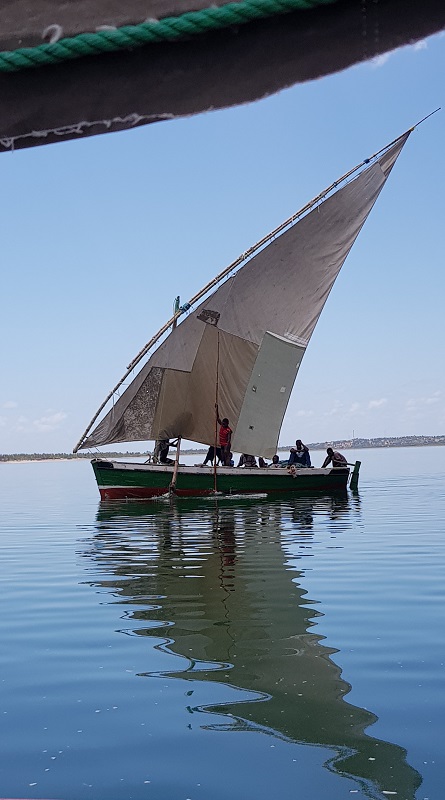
[76,135,408,456]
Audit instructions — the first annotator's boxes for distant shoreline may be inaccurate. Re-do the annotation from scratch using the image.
[1,436,444,462]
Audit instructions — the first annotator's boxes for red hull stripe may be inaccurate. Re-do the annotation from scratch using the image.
[99,486,169,500]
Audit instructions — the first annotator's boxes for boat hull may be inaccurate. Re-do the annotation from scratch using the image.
[91,459,350,500]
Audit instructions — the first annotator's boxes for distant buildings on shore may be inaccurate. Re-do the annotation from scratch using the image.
[301,435,445,451]
[1,435,444,461]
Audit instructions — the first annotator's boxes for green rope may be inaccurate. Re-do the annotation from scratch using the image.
[0,0,338,73]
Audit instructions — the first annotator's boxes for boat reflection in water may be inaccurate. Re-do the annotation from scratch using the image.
[89,493,420,800]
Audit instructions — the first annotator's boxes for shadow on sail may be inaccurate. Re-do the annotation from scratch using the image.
[85,495,421,799]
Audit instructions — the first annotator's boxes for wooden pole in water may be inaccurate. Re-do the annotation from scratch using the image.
[349,461,361,491]
[170,437,181,494]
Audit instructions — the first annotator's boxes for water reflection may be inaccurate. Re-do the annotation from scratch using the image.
[85,494,420,799]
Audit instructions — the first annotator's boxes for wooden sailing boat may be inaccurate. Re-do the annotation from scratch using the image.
[75,130,411,499]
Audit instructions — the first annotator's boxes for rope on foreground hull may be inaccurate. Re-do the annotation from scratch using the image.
[0,0,337,72]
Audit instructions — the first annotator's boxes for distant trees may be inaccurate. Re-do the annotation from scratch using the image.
[0,451,149,462]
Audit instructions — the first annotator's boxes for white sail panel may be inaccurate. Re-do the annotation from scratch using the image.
[80,136,408,453]
[232,332,305,458]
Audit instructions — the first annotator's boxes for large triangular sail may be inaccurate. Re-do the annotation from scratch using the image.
[75,134,409,456]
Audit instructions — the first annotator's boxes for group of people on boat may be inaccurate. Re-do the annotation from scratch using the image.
[152,410,234,466]
[199,441,347,469]
[287,440,347,468]
[153,413,347,470]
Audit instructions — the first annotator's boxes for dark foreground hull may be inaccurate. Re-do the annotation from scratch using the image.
[92,459,350,500]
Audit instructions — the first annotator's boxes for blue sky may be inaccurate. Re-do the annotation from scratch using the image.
[1,32,444,454]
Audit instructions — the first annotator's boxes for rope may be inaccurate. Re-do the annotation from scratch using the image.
[0,0,338,73]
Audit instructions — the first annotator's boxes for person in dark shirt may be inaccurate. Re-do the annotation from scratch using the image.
[322,447,348,468]
[154,438,178,465]
[288,439,311,468]
[201,446,222,466]
[237,454,257,468]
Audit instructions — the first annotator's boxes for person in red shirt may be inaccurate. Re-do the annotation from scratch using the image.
[216,407,232,466]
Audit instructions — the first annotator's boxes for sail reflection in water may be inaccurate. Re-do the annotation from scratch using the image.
[88,495,421,800]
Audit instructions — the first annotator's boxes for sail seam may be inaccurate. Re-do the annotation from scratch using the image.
[0,0,339,73]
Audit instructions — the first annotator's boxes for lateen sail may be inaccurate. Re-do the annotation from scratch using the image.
[76,135,408,457]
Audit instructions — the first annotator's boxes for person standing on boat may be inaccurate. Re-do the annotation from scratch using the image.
[201,445,222,466]
[322,447,347,468]
[216,407,232,466]
[288,440,311,468]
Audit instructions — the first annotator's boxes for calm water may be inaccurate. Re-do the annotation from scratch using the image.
[0,447,444,800]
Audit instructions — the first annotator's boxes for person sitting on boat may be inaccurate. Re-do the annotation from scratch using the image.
[216,406,232,466]
[201,445,221,466]
[288,440,311,468]
[154,438,178,465]
[269,455,281,468]
[258,457,268,468]
[237,453,257,468]
[322,447,348,468]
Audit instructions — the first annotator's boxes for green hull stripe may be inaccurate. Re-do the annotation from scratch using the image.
[92,461,349,496]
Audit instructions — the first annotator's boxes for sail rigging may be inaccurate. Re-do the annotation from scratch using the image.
[75,132,409,456]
